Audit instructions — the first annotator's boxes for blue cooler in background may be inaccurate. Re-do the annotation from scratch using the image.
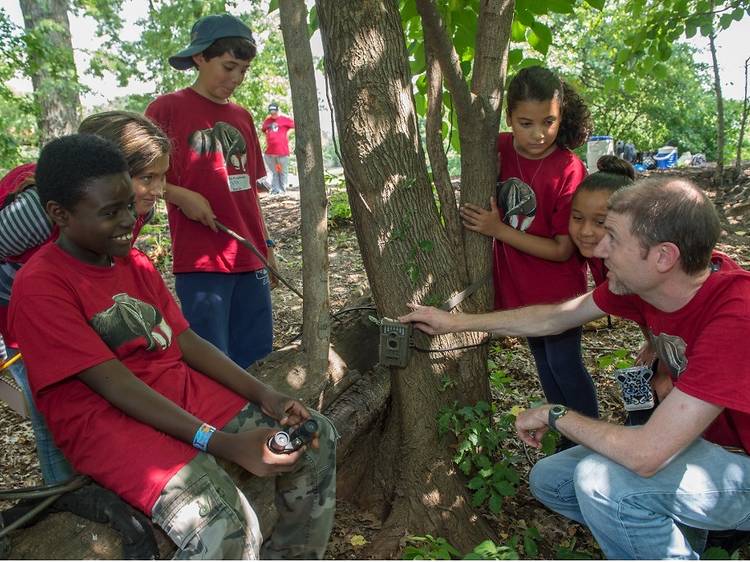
[654,146,678,169]
[586,135,614,171]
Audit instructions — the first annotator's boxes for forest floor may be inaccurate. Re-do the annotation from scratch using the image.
[1,166,749,559]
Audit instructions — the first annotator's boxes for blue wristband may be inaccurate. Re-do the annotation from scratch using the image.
[266,238,276,248]
[192,423,216,452]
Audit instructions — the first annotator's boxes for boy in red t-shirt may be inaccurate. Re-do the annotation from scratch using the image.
[261,103,295,195]
[10,134,336,558]
[146,13,277,369]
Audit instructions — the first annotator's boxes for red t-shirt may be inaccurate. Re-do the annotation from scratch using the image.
[261,115,295,156]
[586,256,608,287]
[146,89,268,274]
[0,173,150,349]
[593,264,750,453]
[8,244,247,514]
[493,133,588,309]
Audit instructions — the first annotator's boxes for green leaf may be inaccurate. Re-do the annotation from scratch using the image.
[467,475,485,490]
[414,92,426,117]
[528,21,552,55]
[268,0,278,14]
[508,48,524,66]
[719,14,733,30]
[733,7,745,21]
[518,57,543,70]
[308,5,318,35]
[524,534,539,557]
[583,0,605,9]
[525,0,549,16]
[545,0,575,14]
[652,62,668,80]
[511,20,526,42]
[493,480,516,496]
[472,487,489,507]
[702,546,731,560]
[515,9,535,27]
[418,239,434,252]
[488,493,503,513]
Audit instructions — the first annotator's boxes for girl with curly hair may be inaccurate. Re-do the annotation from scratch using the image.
[460,66,596,445]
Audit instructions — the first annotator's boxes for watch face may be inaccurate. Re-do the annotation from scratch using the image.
[551,405,566,416]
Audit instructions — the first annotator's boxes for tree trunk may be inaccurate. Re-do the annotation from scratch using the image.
[708,30,725,185]
[277,0,331,376]
[18,0,81,146]
[735,56,749,179]
[315,0,496,554]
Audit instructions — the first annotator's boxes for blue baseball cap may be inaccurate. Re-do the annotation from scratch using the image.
[169,14,255,70]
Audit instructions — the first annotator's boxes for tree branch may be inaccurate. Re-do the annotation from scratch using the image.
[424,30,465,265]
[416,0,473,121]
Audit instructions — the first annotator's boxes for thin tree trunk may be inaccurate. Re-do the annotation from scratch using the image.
[735,56,749,179]
[708,30,725,185]
[315,0,493,553]
[18,0,81,146]
[277,0,331,376]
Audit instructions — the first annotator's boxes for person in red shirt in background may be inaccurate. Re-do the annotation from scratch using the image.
[261,103,295,195]
[459,66,595,449]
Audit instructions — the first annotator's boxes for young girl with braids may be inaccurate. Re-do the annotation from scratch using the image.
[460,66,597,435]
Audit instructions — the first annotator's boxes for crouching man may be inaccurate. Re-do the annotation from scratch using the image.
[400,176,750,559]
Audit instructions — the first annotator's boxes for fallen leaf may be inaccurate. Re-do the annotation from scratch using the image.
[350,534,368,547]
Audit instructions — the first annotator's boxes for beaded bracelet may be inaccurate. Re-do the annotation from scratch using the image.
[192,423,216,452]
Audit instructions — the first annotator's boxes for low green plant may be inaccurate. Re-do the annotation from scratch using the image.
[327,190,352,226]
[403,528,541,560]
[403,535,460,560]
[437,401,519,514]
[596,348,634,370]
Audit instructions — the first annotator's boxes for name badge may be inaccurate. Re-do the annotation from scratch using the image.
[228,174,251,192]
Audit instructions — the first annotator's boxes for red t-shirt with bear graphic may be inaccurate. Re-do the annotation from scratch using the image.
[9,245,247,514]
[146,88,268,274]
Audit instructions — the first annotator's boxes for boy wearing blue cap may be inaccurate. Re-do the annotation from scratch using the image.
[146,14,276,370]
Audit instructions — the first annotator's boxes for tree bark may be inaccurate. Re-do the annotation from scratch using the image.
[315,0,497,554]
[277,0,331,376]
[18,0,81,146]
[708,30,725,185]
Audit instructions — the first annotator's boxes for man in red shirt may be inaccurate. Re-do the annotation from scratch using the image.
[261,103,295,195]
[400,176,750,558]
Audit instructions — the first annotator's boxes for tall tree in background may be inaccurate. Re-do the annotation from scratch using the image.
[315,0,513,553]
[18,0,81,145]
[708,26,726,181]
[735,56,749,177]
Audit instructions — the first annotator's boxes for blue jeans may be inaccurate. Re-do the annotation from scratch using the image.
[527,327,599,419]
[7,347,74,484]
[264,154,289,194]
[529,441,750,559]
[175,270,273,368]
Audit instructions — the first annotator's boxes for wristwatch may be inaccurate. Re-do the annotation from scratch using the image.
[548,404,568,431]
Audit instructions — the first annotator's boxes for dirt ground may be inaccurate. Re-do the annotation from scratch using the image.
[1,167,749,559]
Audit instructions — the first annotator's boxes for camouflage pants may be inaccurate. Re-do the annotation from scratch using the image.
[151,404,337,559]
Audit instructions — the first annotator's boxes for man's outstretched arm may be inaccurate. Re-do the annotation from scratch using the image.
[399,290,605,338]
